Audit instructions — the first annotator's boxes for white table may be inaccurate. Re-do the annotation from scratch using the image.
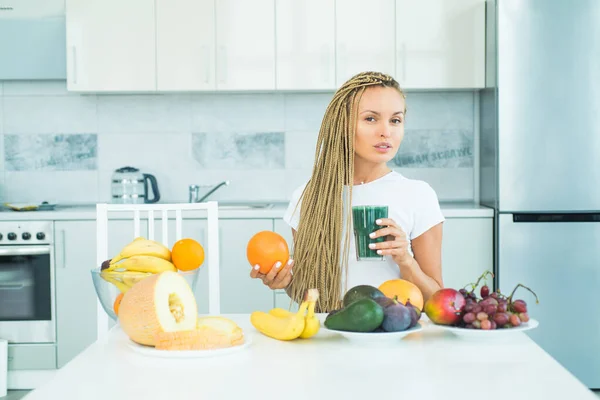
[24,314,596,400]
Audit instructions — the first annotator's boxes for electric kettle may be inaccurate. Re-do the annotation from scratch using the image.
[111,167,160,204]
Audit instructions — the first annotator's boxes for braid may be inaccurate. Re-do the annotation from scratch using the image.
[287,71,406,312]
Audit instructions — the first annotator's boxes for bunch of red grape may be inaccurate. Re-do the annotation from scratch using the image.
[458,286,530,330]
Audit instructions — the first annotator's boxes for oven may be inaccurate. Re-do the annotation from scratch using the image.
[0,221,55,344]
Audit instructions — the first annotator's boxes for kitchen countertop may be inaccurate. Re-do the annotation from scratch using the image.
[21,314,595,400]
[0,201,493,221]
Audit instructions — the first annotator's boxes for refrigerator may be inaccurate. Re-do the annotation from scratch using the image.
[480,0,600,389]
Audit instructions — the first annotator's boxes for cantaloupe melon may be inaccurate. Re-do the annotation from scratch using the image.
[154,316,244,351]
[118,270,198,346]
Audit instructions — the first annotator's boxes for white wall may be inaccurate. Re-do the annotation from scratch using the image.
[0,80,478,204]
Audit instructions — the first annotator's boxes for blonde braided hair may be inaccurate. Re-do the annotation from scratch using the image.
[287,71,406,312]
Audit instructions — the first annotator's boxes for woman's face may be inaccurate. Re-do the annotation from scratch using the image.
[354,86,405,165]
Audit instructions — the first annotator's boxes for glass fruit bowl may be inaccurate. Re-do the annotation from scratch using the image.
[90,267,200,321]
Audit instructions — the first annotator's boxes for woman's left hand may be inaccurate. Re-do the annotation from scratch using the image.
[369,218,412,267]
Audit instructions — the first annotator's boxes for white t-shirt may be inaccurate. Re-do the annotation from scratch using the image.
[282,171,445,293]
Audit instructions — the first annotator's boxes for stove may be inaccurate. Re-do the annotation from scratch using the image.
[0,221,53,245]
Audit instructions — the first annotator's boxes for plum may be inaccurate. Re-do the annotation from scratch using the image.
[381,303,412,332]
[374,296,397,309]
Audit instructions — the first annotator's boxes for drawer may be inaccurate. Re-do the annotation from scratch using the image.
[8,344,56,370]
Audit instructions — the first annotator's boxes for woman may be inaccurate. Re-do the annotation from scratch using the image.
[250,71,445,312]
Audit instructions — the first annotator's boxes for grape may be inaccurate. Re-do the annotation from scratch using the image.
[519,312,530,322]
[480,285,490,298]
[497,303,508,313]
[465,324,474,329]
[463,312,476,324]
[459,288,468,297]
[480,298,498,307]
[481,319,492,330]
[484,305,497,315]
[490,292,498,299]
[473,305,483,314]
[493,313,509,326]
[510,314,522,327]
[512,300,527,313]
[490,321,497,330]
[476,312,489,321]
[472,320,482,329]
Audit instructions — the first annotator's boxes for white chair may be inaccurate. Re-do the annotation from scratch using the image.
[95,202,220,340]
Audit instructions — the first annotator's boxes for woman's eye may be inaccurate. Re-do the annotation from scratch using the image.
[391,118,402,124]
[365,116,376,122]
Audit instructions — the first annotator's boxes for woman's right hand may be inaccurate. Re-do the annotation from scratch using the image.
[249,259,294,290]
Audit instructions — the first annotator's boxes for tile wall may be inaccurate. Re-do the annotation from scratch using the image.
[0,81,477,204]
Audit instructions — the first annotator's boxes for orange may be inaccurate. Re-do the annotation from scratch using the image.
[247,231,289,274]
[378,279,424,311]
[171,238,205,271]
[114,292,124,316]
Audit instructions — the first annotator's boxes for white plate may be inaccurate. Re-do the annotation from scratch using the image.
[126,335,252,358]
[434,319,539,340]
[322,323,423,344]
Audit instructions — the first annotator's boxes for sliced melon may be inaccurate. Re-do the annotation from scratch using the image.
[154,316,245,351]
[118,270,198,346]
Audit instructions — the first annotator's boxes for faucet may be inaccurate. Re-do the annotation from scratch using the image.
[189,181,230,203]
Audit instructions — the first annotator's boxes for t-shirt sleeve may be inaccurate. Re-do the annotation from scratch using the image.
[411,182,445,240]
[283,184,306,231]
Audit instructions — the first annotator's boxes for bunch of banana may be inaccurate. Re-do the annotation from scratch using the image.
[100,237,177,293]
[250,289,320,341]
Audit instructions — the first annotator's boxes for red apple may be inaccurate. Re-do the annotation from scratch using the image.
[424,288,466,325]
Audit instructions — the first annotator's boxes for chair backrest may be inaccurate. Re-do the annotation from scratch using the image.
[95,202,220,339]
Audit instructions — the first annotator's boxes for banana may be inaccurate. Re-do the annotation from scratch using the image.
[100,271,132,293]
[107,237,171,267]
[251,289,319,341]
[299,289,320,339]
[111,255,177,274]
[121,271,153,287]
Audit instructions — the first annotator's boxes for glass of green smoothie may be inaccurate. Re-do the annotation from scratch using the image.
[352,205,388,261]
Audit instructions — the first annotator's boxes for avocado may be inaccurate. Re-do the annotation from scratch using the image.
[324,298,385,332]
[343,285,385,307]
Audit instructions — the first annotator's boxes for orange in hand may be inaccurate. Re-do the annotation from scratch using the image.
[247,231,290,274]
[171,238,205,271]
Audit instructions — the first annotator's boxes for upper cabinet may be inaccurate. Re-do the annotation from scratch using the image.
[335,0,396,86]
[65,0,485,92]
[65,0,156,92]
[216,0,275,90]
[396,0,485,89]
[275,0,335,90]
[156,0,216,91]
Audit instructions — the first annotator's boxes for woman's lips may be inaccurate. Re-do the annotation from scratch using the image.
[374,142,392,153]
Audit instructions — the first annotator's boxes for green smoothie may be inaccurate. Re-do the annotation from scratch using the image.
[352,205,389,260]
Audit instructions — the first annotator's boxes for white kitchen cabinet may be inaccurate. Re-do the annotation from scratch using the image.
[335,0,396,86]
[156,0,216,91]
[275,0,335,90]
[395,0,485,89]
[65,0,156,92]
[55,219,147,368]
[440,217,493,291]
[216,0,276,90]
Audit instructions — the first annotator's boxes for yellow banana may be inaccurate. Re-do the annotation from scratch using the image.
[121,271,153,287]
[108,237,171,267]
[251,289,319,341]
[299,290,320,339]
[111,255,177,274]
[100,271,132,293]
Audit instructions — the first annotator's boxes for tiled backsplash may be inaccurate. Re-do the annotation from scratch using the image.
[0,81,478,204]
